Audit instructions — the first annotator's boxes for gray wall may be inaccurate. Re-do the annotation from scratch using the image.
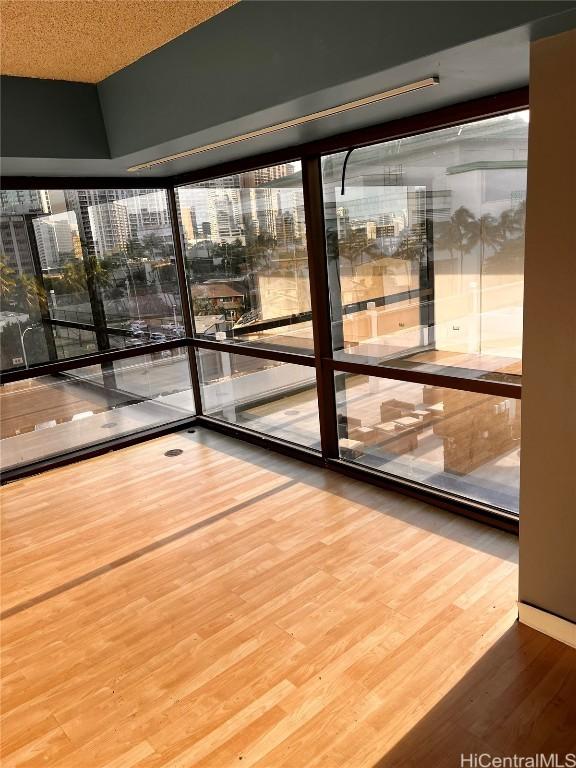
[0,76,110,159]
[97,1,576,157]
[519,27,576,624]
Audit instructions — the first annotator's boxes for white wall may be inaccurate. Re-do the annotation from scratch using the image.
[519,27,576,624]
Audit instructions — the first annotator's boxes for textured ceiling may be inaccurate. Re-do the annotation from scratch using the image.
[0,0,238,83]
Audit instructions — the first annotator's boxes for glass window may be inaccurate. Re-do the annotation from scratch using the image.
[322,112,528,382]
[176,163,314,355]
[334,372,520,512]
[0,188,184,372]
[197,349,320,449]
[0,349,195,472]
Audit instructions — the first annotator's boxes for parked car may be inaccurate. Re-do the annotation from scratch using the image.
[161,324,185,338]
[149,332,167,342]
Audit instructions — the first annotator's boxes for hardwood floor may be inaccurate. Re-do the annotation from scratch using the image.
[1,428,574,767]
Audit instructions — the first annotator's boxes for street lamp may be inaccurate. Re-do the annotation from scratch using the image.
[14,318,38,368]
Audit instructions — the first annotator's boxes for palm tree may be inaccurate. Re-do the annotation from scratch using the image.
[435,207,476,283]
[61,256,111,295]
[394,224,426,263]
[498,208,521,241]
[452,207,477,277]
[0,259,16,299]
[125,238,146,260]
[15,274,48,317]
[513,199,526,231]
[464,214,503,334]
[61,261,88,294]
[464,213,503,265]
[496,201,526,267]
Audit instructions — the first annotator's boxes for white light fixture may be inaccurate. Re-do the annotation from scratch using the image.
[127,76,439,172]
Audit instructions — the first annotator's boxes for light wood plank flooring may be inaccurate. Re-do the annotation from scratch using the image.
[1,428,574,767]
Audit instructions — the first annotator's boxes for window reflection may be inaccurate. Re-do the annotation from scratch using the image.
[322,111,528,379]
[0,189,183,371]
[176,163,314,355]
[197,349,320,449]
[335,373,521,511]
[0,350,195,471]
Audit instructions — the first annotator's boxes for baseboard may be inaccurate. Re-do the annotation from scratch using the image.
[518,602,576,649]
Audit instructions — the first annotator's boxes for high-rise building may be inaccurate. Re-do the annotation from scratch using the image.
[63,189,159,257]
[88,199,131,256]
[0,189,50,215]
[180,207,199,244]
[32,214,76,269]
[0,214,37,275]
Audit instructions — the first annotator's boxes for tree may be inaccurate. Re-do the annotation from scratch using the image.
[394,224,427,263]
[0,320,48,369]
[61,261,88,294]
[498,207,522,241]
[125,238,146,260]
[211,239,249,276]
[123,238,148,294]
[192,296,215,316]
[0,258,16,299]
[464,213,503,265]
[14,274,48,318]
[60,256,111,295]
[142,233,163,259]
[489,202,526,270]
[435,206,476,280]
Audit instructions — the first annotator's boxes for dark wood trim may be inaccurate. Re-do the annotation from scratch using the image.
[0,88,527,529]
[170,88,528,187]
[0,337,316,385]
[326,459,519,534]
[302,155,339,459]
[191,336,317,367]
[0,416,198,485]
[195,415,324,467]
[326,358,522,400]
[23,216,59,362]
[167,186,204,414]
[48,317,131,335]
[223,311,314,336]
[1,343,520,409]
[0,339,187,384]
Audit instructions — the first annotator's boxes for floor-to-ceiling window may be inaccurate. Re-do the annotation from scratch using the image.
[321,111,527,511]
[175,163,321,451]
[0,187,195,472]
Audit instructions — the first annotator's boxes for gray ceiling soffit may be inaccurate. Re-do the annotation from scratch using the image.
[0,24,529,178]
[96,1,576,157]
[2,0,576,178]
